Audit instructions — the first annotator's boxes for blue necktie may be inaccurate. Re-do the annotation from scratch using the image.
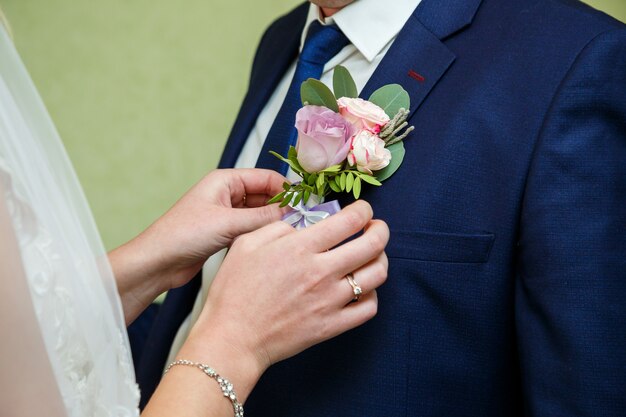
[255,21,350,174]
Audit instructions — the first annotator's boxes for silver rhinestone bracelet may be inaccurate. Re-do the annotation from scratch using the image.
[164,359,244,417]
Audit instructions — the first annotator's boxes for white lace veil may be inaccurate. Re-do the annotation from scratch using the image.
[0,23,139,416]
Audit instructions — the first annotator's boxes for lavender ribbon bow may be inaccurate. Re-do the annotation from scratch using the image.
[282,200,341,229]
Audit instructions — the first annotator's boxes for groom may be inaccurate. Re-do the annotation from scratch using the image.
[134,0,626,415]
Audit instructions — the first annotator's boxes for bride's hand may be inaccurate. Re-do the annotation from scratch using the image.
[138,168,288,287]
[174,200,389,403]
[110,168,288,324]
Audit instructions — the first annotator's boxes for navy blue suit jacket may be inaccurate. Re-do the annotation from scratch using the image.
[134,0,626,415]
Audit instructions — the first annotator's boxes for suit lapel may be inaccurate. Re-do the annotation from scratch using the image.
[360,0,483,123]
[221,0,485,168]
[359,17,455,121]
[218,4,309,168]
[415,0,484,40]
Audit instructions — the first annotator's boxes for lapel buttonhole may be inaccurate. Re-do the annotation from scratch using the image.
[408,69,426,83]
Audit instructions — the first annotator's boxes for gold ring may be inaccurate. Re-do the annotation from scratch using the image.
[345,273,362,302]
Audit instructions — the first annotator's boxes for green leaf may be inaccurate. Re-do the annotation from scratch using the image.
[288,146,298,161]
[282,182,291,191]
[368,84,410,118]
[334,175,342,189]
[333,65,358,99]
[301,79,339,112]
[321,164,342,173]
[270,151,305,174]
[346,172,354,192]
[269,150,289,163]
[340,172,347,190]
[293,192,303,207]
[358,174,382,186]
[316,172,325,188]
[287,160,305,174]
[328,180,341,193]
[279,192,293,207]
[353,176,362,199]
[286,147,306,173]
[267,191,286,205]
[374,142,406,182]
[316,181,326,197]
[303,189,311,204]
[307,174,317,186]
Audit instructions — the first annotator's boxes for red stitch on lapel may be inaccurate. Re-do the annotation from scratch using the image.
[408,70,425,83]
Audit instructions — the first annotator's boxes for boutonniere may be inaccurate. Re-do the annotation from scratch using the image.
[268,66,414,228]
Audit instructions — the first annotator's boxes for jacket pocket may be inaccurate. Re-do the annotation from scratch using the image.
[387,229,495,263]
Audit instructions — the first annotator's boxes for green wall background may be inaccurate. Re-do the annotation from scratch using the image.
[1,0,625,250]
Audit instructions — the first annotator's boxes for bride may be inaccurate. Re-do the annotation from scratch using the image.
[0,10,389,417]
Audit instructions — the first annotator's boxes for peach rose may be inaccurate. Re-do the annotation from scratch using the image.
[337,97,390,133]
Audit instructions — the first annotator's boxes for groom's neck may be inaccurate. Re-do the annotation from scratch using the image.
[321,7,343,17]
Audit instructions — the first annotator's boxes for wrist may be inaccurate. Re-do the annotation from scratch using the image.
[109,235,169,323]
[137,216,224,290]
[180,319,267,403]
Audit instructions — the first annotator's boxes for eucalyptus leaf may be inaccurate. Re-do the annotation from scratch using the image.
[374,142,406,182]
[301,79,339,112]
[369,84,410,118]
[353,177,362,199]
[333,65,358,99]
[346,172,354,192]
[340,172,347,190]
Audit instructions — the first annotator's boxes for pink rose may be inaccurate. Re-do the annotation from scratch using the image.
[348,130,391,174]
[337,97,390,133]
[295,105,355,173]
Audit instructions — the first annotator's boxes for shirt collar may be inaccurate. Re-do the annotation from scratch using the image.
[300,0,423,62]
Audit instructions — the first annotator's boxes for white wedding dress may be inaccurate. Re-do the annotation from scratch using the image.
[0,25,140,416]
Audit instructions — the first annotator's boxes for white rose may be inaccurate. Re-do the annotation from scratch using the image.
[347,130,391,174]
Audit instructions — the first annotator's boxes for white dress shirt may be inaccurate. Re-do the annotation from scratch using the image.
[167,0,422,365]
